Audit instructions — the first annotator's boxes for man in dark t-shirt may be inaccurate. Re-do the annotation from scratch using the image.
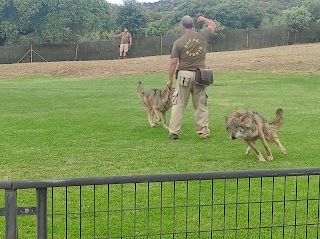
[167,16,216,140]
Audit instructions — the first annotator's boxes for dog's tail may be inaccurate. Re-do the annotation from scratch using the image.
[137,81,144,99]
[270,108,283,129]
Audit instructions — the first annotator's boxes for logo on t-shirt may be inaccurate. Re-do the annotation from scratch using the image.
[184,38,203,57]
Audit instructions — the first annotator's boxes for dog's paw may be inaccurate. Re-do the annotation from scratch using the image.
[258,155,266,162]
[280,147,287,155]
[267,155,273,161]
[246,147,252,155]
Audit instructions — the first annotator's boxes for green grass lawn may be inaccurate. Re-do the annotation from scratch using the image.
[0,72,319,180]
[0,72,319,238]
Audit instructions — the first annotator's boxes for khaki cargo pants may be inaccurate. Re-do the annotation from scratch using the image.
[169,70,210,137]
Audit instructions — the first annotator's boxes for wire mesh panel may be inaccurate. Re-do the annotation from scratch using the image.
[1,22,320,64]
[41,173,320,239]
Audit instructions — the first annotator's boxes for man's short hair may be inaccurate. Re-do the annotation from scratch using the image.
[181,15,194,29]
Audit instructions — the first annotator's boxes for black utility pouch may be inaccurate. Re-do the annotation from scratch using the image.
[195,68,214,86]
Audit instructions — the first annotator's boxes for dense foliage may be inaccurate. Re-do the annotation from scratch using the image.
[0,0,319,45]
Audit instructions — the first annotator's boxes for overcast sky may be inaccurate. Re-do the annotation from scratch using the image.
[106,0,159,4]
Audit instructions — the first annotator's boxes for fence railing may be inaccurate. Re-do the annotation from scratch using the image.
[0,168,320,238]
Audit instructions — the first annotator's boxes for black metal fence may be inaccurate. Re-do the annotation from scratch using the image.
[0,168,320,238]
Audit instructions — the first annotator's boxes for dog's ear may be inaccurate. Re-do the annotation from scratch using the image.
[224,116,229,123]
[168,88,175,95]
[161,88,169,102]
[161,88,169,96]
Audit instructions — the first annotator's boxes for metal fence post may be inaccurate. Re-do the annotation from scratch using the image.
[160,35,163,55]
[37,188,48,239]
[5,189,18,239]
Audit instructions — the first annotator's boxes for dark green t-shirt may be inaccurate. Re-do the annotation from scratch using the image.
[171,27,213,71]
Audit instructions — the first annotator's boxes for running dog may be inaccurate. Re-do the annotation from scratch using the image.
[138,81,174,129]
[225,108,286,161]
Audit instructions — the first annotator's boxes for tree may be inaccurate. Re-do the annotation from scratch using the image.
[143,0,222,37]
[116,0,147,36]
[282,6,311,32]
[303,0,320,21]
[1,0,315,45]
[142,0,175,13]
[162,0,220,29]
[0,0,43,45]
[213,0,263,29]
[282,6,311,43]
[259,1,283,27]
[31,0,110,43]
[277,0,303,9]
[144,20,166,36]
[0,0,110,45]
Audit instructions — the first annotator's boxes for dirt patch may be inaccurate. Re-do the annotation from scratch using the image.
[1,43,319,79]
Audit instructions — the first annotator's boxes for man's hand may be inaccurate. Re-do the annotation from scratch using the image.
[197,16,206,22]
[197,16,216,32]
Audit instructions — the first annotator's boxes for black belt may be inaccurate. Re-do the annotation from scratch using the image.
[175,69,197,79]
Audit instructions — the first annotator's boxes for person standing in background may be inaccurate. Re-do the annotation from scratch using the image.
[114,28,132,59]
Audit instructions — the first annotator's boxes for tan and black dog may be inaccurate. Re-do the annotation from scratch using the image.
[138,81,174,129]
[225,108,286,161]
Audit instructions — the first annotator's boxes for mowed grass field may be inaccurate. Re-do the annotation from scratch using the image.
[0,44,320,238]
[0,72,319,180]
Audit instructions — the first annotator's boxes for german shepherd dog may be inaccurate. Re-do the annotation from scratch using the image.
[225,108,286,161]
[138,81,174,129]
